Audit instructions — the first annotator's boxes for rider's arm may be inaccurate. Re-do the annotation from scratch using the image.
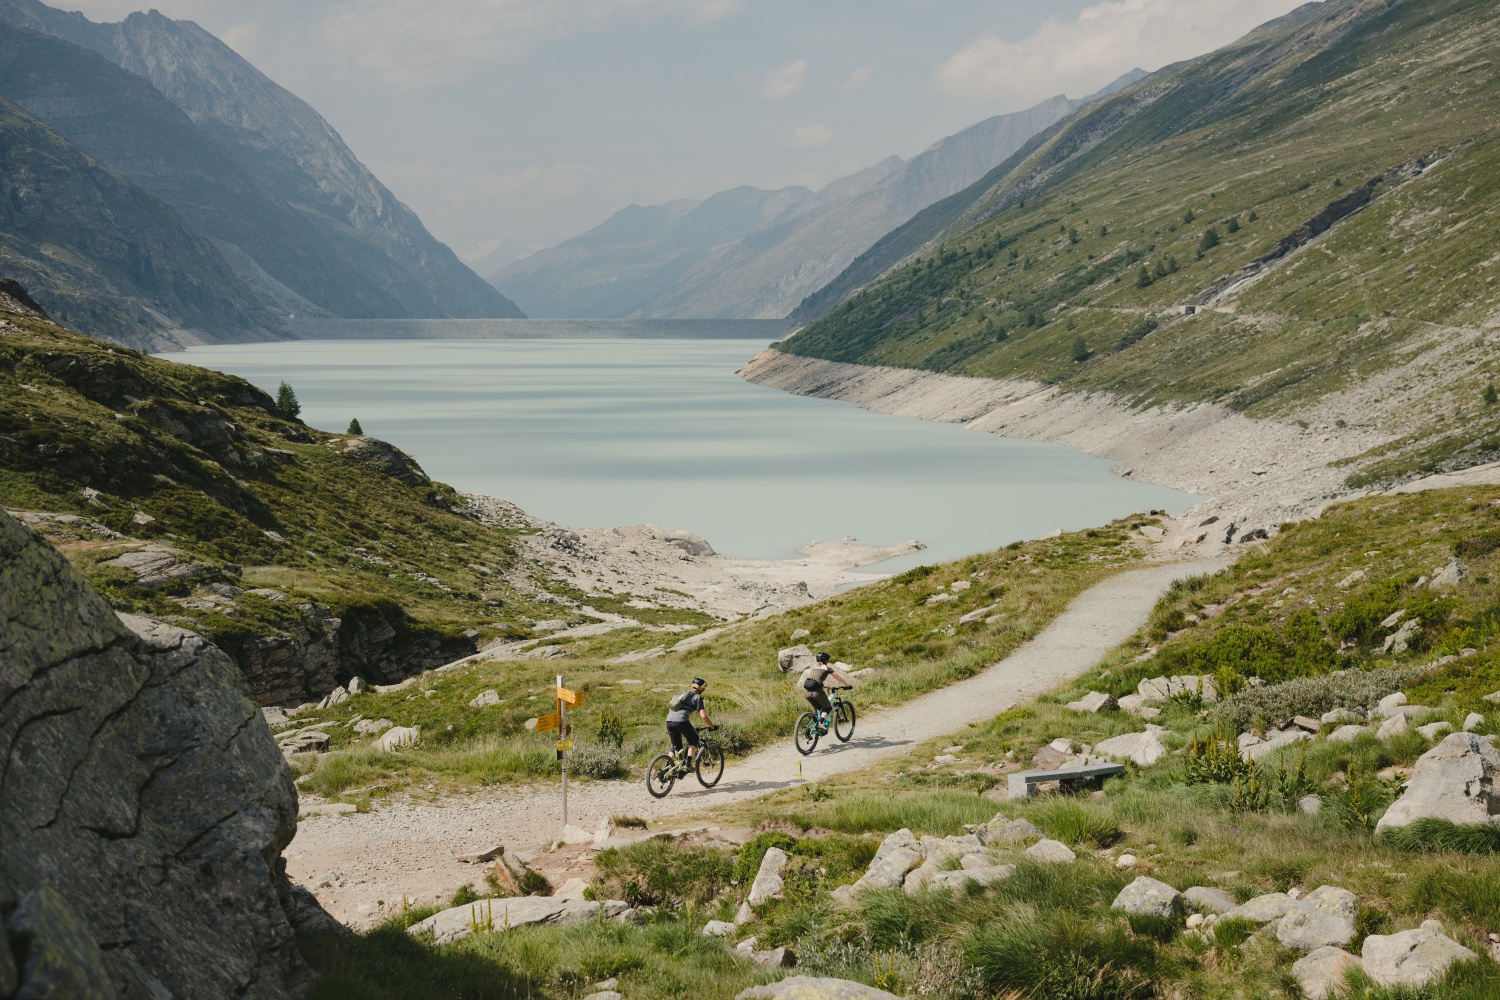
[699,705,715,728]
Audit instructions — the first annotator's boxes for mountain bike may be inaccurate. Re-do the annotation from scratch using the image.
[645,728,724,798]
[794,687,855,755]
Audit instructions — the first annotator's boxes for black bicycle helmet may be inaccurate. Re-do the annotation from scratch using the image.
[815,652,831,663]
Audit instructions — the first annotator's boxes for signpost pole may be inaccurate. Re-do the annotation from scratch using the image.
[557,673,568,835]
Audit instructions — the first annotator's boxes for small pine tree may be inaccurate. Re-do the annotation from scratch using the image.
[1136,266,1154,288]
[1099,224,1109,238]
[1167,256,1180,273]
[1071,336,1090,362]
[1068,227,1080,244]
[1226,217,1241,233]
[1485,383,1497,407]
[1183,208,1196,224]
[1154,258,1169,279]
[1200,226,1221,251]
[1248,210,1259,222]
[347,418,363,435]
[275,381,301,420]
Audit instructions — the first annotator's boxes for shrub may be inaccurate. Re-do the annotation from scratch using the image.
[569,744,625,779]
[965,909,1155,1000]
[1199,227,1220,251]
[1072,336,1091,362]
[1333,761,1397,831]
[595,710,627,748]
[517,868,552,896]
[1215,666,1422,733]
[593,839,733,908]
[1183,729,1254,784]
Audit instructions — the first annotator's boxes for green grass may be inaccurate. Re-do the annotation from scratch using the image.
[780,0,1500,488]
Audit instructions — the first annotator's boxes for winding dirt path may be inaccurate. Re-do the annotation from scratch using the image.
[285,555,1228,925]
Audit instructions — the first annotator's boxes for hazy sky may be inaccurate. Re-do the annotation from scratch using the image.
[68,0,1309,273]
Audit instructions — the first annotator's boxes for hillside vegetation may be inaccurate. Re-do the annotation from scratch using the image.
[781,0,1500,487]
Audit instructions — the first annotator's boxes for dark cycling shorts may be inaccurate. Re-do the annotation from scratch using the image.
[667,720,699,751]
[803,688,832,713]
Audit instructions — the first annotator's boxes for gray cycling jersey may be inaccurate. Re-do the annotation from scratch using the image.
[666,690,704,723]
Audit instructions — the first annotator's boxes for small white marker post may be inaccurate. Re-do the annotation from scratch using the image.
[557,673,568,835]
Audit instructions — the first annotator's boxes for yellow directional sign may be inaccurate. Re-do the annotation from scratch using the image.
[556,687,584,707]
[535,713,561,732]
[555,739,574,752]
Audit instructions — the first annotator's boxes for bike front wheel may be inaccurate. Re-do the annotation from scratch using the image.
[646,753,677,798]
[794,711,820,755]
[834,700,856,742]
[696,739,725,787]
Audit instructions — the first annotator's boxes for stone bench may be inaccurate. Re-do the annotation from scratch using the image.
[1007,763,1126,799]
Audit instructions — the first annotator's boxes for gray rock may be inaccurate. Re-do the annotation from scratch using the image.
[737,977,902,1000]
[553,877,590,901]
[1381,619,1420,655]
[829,885,858,910]
[1376,714,1408,740]
[1292,946,1362,1000]
[1276,886,1358,952]
[1066,691,1118,714]
[98,545,214,589]
[704,920,737,937]
[1415,721,1452,741]
[931,866,1014,891]
[1428,558,1468,588]
[1117,693,1161,718]
[1025,839,1076,863]
[354,717,394,735]
[1298,795,1323,815]
[1183,886,1237,915]
[376,725,421,751]
[4,887,117,999]
[584,992,624,1000]
[960,853,995,870]
[1329,725,1373,743]
[753,947,797,968]
[1095,726,1168,766]
[748,847,788,906]
[1376,692,1408,716]
[1376,732,1500,831]
[1361,921,1477,988]
[1243,729,1312,761]
[959,604,998,624]
[982,818,1043,846]
[1224,892,1296,923]
[1322,708,1359,725]
[346,675,369,695]
[1484,691,1500,705]
[854,830,923,890]
[408,897,632,945]
[0,510,309,997]
[1111,876,1184,918]
[735,901,754,925]
[1137,675,1218,704]
[317,685,350,709]
[777,644,816,674]
[736,938,758,955]
[469,689,502,708]
[1463,712,1484,732]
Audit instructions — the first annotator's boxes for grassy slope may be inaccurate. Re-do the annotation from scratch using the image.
[295,516,1152,798]
[781,0,1500,485]
[0,301,563,665]
[306,484,1500,999]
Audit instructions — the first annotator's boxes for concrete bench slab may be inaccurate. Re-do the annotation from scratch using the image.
[1007,763,1126,799]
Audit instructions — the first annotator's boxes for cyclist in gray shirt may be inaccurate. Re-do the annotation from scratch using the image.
[665,676,716,773]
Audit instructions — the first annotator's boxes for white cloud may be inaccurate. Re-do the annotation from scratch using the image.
[839,66,872,93]
[760,58,808,100]
[319,0,745,89]
[787,123,832,147]
[934,0,1306,105]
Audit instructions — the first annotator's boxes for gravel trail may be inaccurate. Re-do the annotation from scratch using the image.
[286,555,1227,925]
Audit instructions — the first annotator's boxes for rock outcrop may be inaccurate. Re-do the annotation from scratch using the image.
[1375,732,1500,831]
[0,509,315,996]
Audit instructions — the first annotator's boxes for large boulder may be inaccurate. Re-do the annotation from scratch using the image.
[1183,886,1238,915]
[1222,892,1295,924]
[1276,886,1358,952]
[737,977,902,1000]
[1111,877,1184,918]
[0,510,313,997]
[777,645,817,674]
[1375,733,1500,831]
[1361,921,1477,988]
[1095,726,1169,767]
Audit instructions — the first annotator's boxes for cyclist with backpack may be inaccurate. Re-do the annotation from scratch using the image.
[665,676,716,775]
[800,652,854,731]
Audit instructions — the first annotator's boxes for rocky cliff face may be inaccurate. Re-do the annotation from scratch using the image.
[0,508,316,997]
[0,0,522,322]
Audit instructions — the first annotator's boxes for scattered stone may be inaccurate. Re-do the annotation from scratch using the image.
[1322,708,1359,725]
[959,604,998,624]
[1362,920,1477,988]
[1025,839,1076,863]
[1376,714,1408,740]
[748,847,788,906]
[791,629,811,640]
[1428,559,1469,588]
[951,580,972,592]
[925,593,954,606]
[854,830,924,890]
[1329,725,1372,743]
[1483,691,1500,705]
[1111,876,1183,918]
[1416,721,1452,741]
[1116,693,1162,719]
[1293,946,1362,1000]
[981,818,1043,847]
[1337,570,1367,589]
[959,853,994,870]
[279,730,330,755]
[752,947,796,968]
[1464,713,1485,732]
[1095,726,1169,767]
[1382,620,1421,655]
[777,645,816,674]
[931,866,1013,890]
[737,977,901,1000]
[736,938,758,955]
[829,885,858,909]
[584,992,623,1000]
[1137,675,1218,704]
[1186,913,1205,929]
[469,689,502,708]
[353,717,393,736]
[1116,854,1139,869]
[704,920,737,937]
[1223,893,1296,924]
[318,685,350,709]
[376,725,421,751]
[1243,729,1312,761]
[1376,732,1500,831]
[1298,795,1323,815]
[299,802,357,818]
[1184,886,1237,915]
[1291,715,1323,733]
[735,901,754,926]
[1376,692,1408,716]
[409,897,634,944]
[261,706,291,728]
[458,845,506,864]
[1277,886,1358,952]
[347,675,369,695]
[554,878,590,901]
[1066,691,1119,714]
[562,825,593,846]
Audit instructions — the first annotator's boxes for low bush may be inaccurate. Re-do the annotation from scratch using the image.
[569,744,625,779]
[591,838,733,908]
[1215,666,1421,733]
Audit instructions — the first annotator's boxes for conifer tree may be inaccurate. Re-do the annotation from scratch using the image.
[1072,336,1090,362]
[275,381,301,420]
[347,418,363,435]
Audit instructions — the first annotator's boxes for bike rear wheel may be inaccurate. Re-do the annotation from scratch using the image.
[794,711,820,755]
[696,739,725,787]
[646,753,677,798]
[834,700,856,742]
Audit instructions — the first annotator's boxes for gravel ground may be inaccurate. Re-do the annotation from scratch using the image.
[286,555,1227,927]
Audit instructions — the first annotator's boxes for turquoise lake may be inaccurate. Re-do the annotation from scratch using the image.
[174,325,1196,572]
